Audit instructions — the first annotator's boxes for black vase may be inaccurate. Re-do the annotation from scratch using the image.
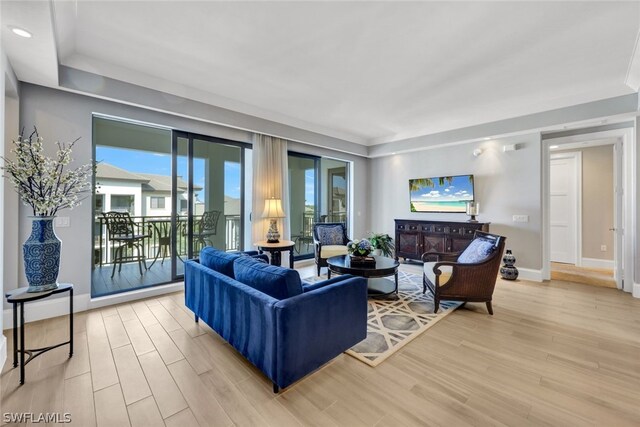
[500,249,519,280]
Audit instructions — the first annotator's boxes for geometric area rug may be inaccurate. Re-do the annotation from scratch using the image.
[306,270,461,367]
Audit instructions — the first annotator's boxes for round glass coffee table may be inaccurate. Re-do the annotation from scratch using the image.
[327,255,400,297]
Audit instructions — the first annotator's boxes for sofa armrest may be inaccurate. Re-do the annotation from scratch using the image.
[302,274,355,292]
[273,276,368,388]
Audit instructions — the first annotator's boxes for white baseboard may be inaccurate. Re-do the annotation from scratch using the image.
[633,283,640,298]
[0,335,6,371]
[516,268,544,282]
[89,282,184,309]
[3,282,184,329]
[3,292,91,330]
[581,257,615,270]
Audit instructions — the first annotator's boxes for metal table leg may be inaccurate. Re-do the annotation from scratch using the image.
[19,302,24,385]
[69,287,74,357]
[12,302,17,368]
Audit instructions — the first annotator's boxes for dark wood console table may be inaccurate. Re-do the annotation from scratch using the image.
[394,219,490,262]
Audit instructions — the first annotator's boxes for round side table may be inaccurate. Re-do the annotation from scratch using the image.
[5,283,74,384]
[254,240,296,268]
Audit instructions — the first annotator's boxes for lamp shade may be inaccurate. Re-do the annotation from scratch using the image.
[262,197,286,219]
[466,201,479,216]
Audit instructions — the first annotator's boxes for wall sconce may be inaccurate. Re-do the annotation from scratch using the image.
[473,148,483,157]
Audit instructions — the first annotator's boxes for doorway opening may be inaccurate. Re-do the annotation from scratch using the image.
[546,137,623,289]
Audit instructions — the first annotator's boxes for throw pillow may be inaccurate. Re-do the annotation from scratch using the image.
[457,238,496,264]
[317,225,345,245]
[199,246,240,278]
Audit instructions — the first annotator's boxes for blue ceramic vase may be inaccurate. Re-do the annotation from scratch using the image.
[500,249,519,281]
[23,217,61,292]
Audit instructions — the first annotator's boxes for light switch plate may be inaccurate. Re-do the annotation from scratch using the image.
[55,217,70,227]
[512,215,529,223]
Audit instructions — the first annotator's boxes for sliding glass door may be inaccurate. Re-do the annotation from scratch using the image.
[171,131,250,274]
[288,154,351,260]
[92,117,250,297]
[92,117,173,297]
[288,153,320,259]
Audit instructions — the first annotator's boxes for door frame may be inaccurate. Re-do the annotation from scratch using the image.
[287,151,321,261]
[549,151,582,266]
[171,130,251,279]
[542,128,635,293]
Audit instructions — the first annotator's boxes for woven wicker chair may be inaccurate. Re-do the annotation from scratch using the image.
[422,231,505,315]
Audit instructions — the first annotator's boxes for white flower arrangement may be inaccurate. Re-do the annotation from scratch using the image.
[1,128,94,217]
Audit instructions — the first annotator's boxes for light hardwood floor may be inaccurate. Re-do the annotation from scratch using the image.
[2,263,640,426]
[550,262,616,289]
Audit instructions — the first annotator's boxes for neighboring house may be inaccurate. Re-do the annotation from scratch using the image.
[95,163,198,217]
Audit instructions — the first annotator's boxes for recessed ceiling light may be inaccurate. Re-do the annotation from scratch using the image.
[483,137,491,141]
[10,26,32,38]
[549,145,559,149]
[391,152,396,155]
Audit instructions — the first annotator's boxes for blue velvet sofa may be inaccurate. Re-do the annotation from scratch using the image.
[184,247,368,392]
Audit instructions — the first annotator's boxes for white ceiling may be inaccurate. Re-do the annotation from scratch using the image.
[3,1,640,146]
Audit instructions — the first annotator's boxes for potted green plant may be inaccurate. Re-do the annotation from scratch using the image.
[369,233,394,257]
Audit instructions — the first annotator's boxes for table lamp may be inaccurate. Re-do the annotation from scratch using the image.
[466,201,479,222]
[262,197,286,243]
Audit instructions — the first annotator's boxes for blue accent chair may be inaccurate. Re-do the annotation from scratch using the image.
[185,248,368,392]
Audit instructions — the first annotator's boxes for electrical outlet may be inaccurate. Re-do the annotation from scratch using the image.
[55,217,70,228]
[512,215,529,223]
[601,245,607,252]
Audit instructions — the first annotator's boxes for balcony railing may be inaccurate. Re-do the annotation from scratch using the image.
[94,214,241,266]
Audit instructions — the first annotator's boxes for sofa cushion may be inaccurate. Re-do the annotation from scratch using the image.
[320,245,349,258]
[317,225,345,245]
[457,238,496,264]
[234,256,303,300]
[200,247,240,278]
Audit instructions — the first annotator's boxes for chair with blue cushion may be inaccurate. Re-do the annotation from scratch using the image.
[421,231,506,314]
[313,222,350,276]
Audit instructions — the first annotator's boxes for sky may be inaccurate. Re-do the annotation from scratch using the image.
[97,146,329,205]
[96,146,241,200]
[410,175,474,202]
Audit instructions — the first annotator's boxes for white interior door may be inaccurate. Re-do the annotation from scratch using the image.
[550,153,579,264]
[613,142,624,288]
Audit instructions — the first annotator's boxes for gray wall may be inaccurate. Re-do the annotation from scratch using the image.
[368,134,542,270]
[17,83,368,303]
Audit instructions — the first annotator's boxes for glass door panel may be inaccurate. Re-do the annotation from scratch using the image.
[191,138,243,255]
[92,116,172,297]
[321,158,349,226]
[289,154,319,259]
[171,131,248,278]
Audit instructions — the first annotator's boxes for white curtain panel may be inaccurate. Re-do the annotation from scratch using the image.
[251,134,291,250]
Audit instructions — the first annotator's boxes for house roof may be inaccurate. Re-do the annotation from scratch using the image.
[96,163,149,183]
[138,173,193,192]
[96,163,202,192]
